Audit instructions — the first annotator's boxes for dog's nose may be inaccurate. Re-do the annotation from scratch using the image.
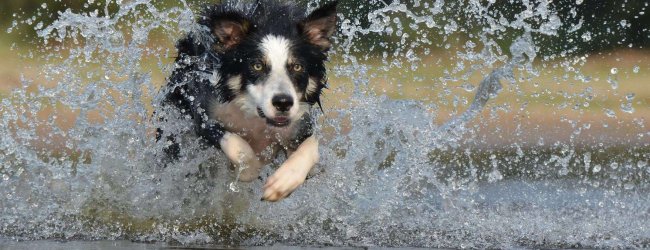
[272,94,294,112]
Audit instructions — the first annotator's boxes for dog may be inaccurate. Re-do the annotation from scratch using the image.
[156,0,338,202]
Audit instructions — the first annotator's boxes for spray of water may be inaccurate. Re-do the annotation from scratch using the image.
[1,0,648,248]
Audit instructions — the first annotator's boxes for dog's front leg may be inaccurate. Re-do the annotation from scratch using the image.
[262,136,319,202]
[220,132,263,182]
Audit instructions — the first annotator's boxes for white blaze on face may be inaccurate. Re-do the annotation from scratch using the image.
[246,35,300,119]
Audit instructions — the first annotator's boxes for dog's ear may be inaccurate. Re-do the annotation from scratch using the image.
[209,12,252,51]
[300,1,338,51]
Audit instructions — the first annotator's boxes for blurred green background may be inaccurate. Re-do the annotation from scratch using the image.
[0,0,648,148]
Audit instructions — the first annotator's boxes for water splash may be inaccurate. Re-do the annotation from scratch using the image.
[1,0,649,248]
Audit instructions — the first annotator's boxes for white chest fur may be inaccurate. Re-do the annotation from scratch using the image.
[210,101,296,162]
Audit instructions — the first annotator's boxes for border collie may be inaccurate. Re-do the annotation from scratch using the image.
[157,0,338,202]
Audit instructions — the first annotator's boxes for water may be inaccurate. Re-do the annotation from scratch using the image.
[1,0,649,248]
[0,239,383,250]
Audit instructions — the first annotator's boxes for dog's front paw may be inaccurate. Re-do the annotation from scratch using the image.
[262,167,307,202]
[236,159,263,182]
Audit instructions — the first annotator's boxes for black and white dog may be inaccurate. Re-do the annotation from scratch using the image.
[157,0,337,202]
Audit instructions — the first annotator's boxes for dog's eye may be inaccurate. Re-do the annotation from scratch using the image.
[292,64,303,72]
[253,63,264,71]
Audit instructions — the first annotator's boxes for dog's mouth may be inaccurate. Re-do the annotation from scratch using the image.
[257,107,291,127]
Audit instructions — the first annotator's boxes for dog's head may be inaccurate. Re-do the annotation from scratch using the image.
[202,1,337,127]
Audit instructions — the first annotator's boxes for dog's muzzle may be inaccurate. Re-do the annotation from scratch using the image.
[257,107,291,127]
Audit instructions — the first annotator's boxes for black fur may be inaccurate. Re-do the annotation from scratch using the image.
[157,0,336,159]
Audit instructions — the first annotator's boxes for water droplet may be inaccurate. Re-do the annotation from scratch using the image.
[444,21,458,34]
[581,32,591,41]
[632,65,640,73]
[610,162,619,170]
[610,67,618,75]
[638,161,648,169]
[620,103,634,114]
[592,165,601,173]
[576,0,583,4]
[625,93,636,101]
[487,169,503,183]
[604,109,616,117]
[460,83,476,92]
[608,77,619,89]
[228,182,240,192]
